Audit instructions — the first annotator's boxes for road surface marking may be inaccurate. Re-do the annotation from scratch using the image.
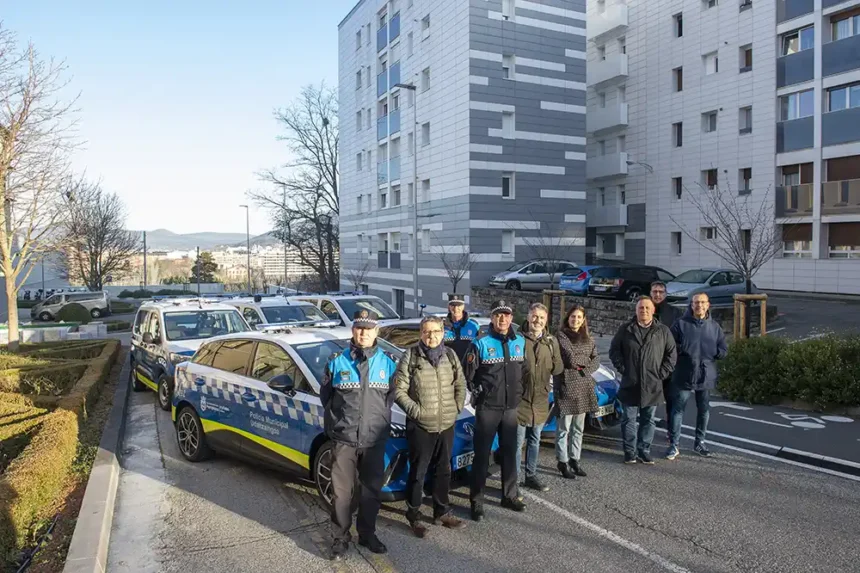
[780,447,860,470]
[710,401,754,411]
[820,415,854,423]
[521,491,692,573]
[721,413,793,428]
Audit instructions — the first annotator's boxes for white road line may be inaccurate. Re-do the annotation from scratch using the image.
[520,491,693,573]
[781,447,860,470]
[720,413,793,428]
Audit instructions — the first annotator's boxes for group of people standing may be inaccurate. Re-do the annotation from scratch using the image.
[319,286,727,561]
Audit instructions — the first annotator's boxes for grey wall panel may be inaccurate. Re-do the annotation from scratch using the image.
[626,203,646,233]
[624,239,646,265]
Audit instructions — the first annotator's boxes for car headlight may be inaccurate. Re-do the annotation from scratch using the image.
[672,290,689,298]
[169,352,189,365]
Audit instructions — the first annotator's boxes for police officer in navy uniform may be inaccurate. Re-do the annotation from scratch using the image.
[463,300,529,521]
[320,310,397,561]
[443,293,481,362]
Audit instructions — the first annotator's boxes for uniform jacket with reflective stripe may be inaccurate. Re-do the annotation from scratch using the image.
[463,327,529,411]
[443,313,481,362]
[320,343,397,447]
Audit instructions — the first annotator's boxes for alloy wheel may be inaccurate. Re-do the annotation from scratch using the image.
[316,448,334,506]
[177,411,200,457]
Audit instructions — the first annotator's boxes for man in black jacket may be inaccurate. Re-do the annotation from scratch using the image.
[651,281,681,428]
[609,296,677,465]
[463,299,529,521]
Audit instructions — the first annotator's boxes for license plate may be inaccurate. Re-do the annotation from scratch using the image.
[593,285,608,291]
[454,451,474,470]
[594,404,615,417]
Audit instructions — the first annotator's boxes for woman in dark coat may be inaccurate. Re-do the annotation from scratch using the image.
[553,305,600,478]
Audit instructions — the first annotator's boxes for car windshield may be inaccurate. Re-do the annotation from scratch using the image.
[338,298,399,320]
[163,310,250,341]
[505,261,530,271]
[592,267,621,278]
[672,270,714,284]
[293,339,402,383]
[261,305,328,324]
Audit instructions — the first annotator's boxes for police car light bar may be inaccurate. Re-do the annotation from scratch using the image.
[258,319,341,333]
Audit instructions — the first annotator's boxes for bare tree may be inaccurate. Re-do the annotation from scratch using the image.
[0,27,78,349]
[516,217,578,290]
[250,83,339,291]
[670,179,783,296]
[343,260,371,292]
[432,237,477,294]
[57,177,139,291]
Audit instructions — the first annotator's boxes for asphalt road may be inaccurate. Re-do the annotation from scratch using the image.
[765,294,860,340]
[108,387,860,573]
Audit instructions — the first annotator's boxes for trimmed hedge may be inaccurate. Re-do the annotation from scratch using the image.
[0,403,48,474]
[118,288,188,299]
[718,335,860,409]
[56,340,121,420]
[0,364,89,396]
[19,340,108,361]
[55,302,92,325]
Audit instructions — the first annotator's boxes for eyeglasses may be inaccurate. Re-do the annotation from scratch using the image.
[651,289,666,295]
[422,329,444,336]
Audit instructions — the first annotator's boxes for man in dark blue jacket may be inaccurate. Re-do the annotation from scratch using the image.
[666,293,728,460]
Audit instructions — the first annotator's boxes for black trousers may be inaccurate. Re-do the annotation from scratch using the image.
[405,422,455,522]
[662,378,673,422]
[470,407,518,504]
[330,441,386,542]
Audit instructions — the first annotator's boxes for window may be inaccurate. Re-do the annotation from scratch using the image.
[356,30,362,51]
[739,106,753,134]
[597,45,606,61]
[673,122,683,147]
[671,232,682,255]
[421,122,430,146]
[704,51,719,75]
[192,341,218,367]
[357,195,364,213]
[705,0,717,8]
[501,230,514,255]
[133,311,149,336]
[827,83,860,112]
[421,67,430,91]
[832,14,860,41]
[379,12,388,29]
[673,67,683,92]
[740,168,752,193]
[741,229,751,253]
[356,110,362,131]
[700,227,717,240]
[391,232,401,253]
[421,14,430,35]
[618,37,627,54]
[598,140,606,156]
[502,111,515,138]
[392,185,401,206]
[599,187,606,206]
[619,184,626,204]
[782,26,814,56]
[367,108,372,129]
[146,313,161,341]
[703,111,718,133]
[673,177,683,200]
[366,66,371,87]
[392,93,400,110]
[502,172,515,199]
[598,92,606,108]
[356,70,362,90]
[356,153,363,171]
[407,32,414,56]
[502,54,515,79]
[251,342,290,382]
[211,340,255,374]
[740,45,753,72]
[780,89,814,120]
[408,182,414,204]
[674,13,684,37]
[617,135,626,152]
[408,131,414,155]
[502,0,515,20]
[421,229,431,252]
[380,189,388,209]
[320,300,339,321]
[421,178,430,202]
[704,168,718,189]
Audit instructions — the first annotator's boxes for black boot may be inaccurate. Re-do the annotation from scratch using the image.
[557,461,576,479]
[569,459,587,477]
[470,501,485,522]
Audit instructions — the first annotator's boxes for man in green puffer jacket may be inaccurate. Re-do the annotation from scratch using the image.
[395,315,467,538]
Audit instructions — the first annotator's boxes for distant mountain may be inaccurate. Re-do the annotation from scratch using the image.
[137,229,250,251]
[231,232,281,248]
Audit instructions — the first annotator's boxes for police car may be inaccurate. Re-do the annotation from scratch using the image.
[170,326,478,508]
[130,299,252,411]
[376,318,622,431]
[289,293,401,327]
[224,295,334,329]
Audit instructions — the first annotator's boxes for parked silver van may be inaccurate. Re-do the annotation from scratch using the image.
[31,291,111,321]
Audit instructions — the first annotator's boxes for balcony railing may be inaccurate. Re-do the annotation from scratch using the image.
[823,106,860,147]
[587,53,628,87]
[377,116,388,140]
[822,179,860,216]
[586,152,628,181]
[586,103,628,135]
[587,3,628,41]
[390,108,401,134]
[390,12,400,41]
[777,49,814,88]
[823,33,860,78]
[377,160,388,186]
[588,204,628,228]
[377,23,388,52]
[389,156,401,181]
[389,61,401,89]
[377,70,388,97]
[774,184,814,217]
[777,116,814,153]
[777,0,814,23]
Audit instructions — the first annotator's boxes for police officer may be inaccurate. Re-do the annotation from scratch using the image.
[443,294,481,362]
[464,299,529,521]
[320,310,397,561]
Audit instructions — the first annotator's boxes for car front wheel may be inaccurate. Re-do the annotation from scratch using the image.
[313,441,335,510]
[626,288,641,301]
[129,362,145,392]
[176,406,212,462]
[505,280,521,291]
[38,311,52,322]
[157,374,173,411]
[90,308,102,319]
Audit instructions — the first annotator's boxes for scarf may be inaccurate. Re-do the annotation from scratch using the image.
[420,341,446,367]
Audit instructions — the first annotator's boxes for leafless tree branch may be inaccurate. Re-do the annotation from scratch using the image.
[514,213,578,288]
[343,260,371,291]
[431,236,477,294]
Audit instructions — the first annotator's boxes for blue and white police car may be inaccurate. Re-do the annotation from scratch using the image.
[171,326,478,507]
[130,298,252,411]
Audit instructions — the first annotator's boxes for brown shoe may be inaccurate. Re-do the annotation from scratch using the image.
[434,513,466,530]
[409,520,428,538]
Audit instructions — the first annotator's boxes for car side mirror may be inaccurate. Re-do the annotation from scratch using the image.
[268,374,295,395]
[710,280,720,286]
[525,270,533,275]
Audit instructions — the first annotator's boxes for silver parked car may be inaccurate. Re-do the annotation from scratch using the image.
[665,268,760,306]
[488,259,579,291]
[31,290,112,321]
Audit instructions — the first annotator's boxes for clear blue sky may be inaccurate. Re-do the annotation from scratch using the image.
[4,0,356,236]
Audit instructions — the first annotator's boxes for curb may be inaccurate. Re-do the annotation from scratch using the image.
[62,350,130,573]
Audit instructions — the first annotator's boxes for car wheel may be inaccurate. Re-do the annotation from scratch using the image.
[626,288,641,301]
[129,361,146,392]
[175,406,212,462]
[313,441,335,510]
[38,311,52,322]
[157,374,173,411]
[505,280,521,291]
[90,308,102,319]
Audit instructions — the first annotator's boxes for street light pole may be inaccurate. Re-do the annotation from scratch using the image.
[240,204,250,293]
[394,82,419,315]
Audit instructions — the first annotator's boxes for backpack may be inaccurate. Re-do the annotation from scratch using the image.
[408,345,460,379]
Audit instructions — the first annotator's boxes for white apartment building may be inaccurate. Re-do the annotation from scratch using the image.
[338,0,589,316]
[585,0,860,295]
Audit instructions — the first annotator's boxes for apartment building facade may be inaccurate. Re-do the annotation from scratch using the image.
[585,0,860,295]
[338,0,588,315]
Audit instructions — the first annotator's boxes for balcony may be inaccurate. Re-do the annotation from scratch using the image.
[389,61,401,89]
[587,3,628,42]
[389,156,401,181]
[377,70,387,97]
[777,116,814,153]
[377,160,388,186]
[777,0,814,23]
[390,12,400,41]
[774,184,814,217]
[822,179,860,215]
[777,49,814,88]
[587,152,628,181]
[377,116,388,141]
[586,103,628,135]
[823,107,860,146]
[377,251,401,269]
[589,204,628,228]
[822,0,850,9]
[390,108,401,134]
[823,34,860,77]
[377,23,388,52]
[587,53,628,88]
